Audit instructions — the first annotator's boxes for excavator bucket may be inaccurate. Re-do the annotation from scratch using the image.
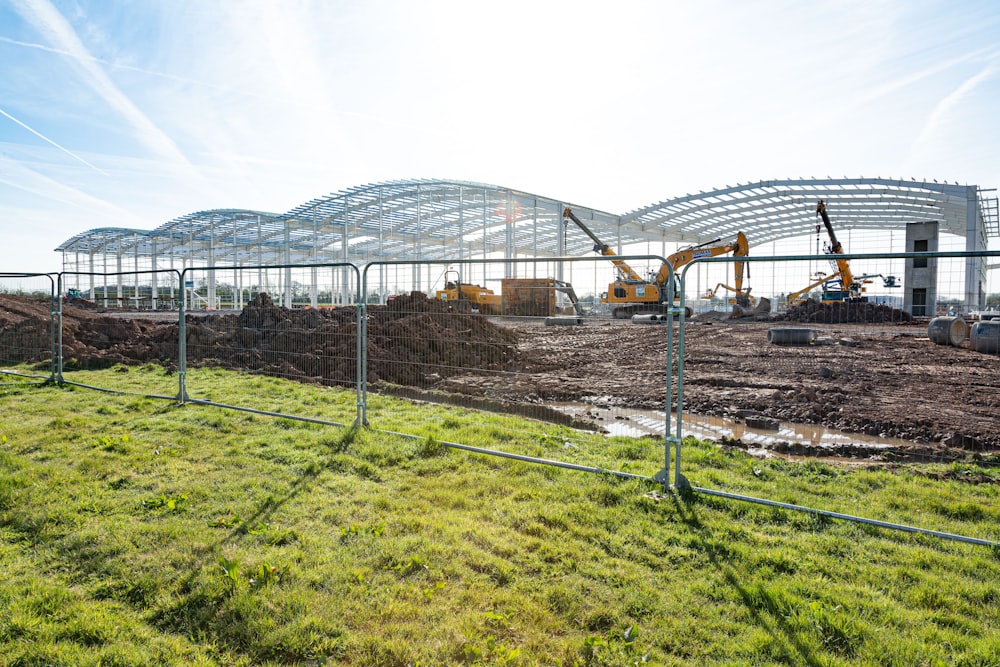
[731,296,771,319]
[730,302,753,318]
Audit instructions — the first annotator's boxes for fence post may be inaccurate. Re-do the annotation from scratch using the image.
[356,301,366,427]
[359,265,372,427]
[674,271,690,489]
[177,270,188,403]
[55,273,64,383]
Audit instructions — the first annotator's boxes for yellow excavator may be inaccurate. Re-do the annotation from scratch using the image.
[563,207,755,319]
[786,200,873,305]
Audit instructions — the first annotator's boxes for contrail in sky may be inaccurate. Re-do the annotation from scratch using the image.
[9,0,195,169]
[0,106,109,175]
[0,31,440,138]
[0,35,270,100]
[906,64,997,169]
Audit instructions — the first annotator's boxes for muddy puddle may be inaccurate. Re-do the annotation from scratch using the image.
[553,402,917,461]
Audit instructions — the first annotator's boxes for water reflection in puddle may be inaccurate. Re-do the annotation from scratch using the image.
[553,403,915,455]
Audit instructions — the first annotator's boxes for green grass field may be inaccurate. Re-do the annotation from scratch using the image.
[1,366,999,666]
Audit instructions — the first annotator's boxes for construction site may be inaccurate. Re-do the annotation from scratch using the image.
[4,177,999,464]
[2,278,999,464]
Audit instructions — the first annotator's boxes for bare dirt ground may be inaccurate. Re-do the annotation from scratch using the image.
[2,292,998,461]
[443,315,1000,461]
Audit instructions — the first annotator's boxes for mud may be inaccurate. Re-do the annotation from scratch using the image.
[436,317,1000,455]
[2,293,998,460]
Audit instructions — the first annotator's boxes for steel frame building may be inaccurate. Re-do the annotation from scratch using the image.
[56,177,998,308]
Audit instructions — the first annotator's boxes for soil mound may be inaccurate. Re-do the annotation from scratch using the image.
[0,292,519,385]
[782,298,913,324]
[0,294,133,368]
[196,291,518,386]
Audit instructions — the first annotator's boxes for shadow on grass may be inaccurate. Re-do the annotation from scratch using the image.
[670,489,824,667]
[145,425,360,660]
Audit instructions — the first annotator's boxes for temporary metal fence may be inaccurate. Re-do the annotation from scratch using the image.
[176,263,362,429]
[674,250,1000,547]
[56,270,182,399]
[1,250,998,546]
[0,273,56,385]
[357,256,678,482]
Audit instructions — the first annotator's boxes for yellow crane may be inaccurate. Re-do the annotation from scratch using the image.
[787,200,874,304]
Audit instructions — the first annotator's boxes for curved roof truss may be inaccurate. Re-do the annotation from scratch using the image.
[55,177,998,268]
[625,178,998,247]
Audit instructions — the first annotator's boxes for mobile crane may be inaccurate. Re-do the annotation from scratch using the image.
[563,207,754,319]
[786,200,879,305]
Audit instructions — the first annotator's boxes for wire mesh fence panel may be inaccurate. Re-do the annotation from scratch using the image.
[0,274,57,383]
[359,257,679,479]
[57,271,183,398]
[180,265,361,426]
[674,251,1000,544]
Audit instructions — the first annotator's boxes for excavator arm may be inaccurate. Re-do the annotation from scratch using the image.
[563,207,761,318]
[786,271,844,305]
[703,282,755,304]
[562,208,647,282]
[564,207,751,292]
[659,232,750,293]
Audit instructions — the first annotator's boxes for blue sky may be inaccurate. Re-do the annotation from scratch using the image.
[1,0,999,273]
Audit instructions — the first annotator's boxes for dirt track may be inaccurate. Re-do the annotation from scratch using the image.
[2,292,998,460]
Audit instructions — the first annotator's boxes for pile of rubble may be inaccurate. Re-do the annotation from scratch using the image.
[781,298,914,324]
[199,292,518,387]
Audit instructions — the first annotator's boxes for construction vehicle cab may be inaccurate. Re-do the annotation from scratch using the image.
[63,288,91,304]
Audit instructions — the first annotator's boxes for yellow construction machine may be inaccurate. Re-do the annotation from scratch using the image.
[702,282,755,306]
[435,271,583,317]
[563,207,756,319]
[434,270,502,314]
[786,200,877,305]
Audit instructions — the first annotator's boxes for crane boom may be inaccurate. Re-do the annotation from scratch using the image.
[787,200,870,304]
[816,199,855,294]
[562,208,647,283]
